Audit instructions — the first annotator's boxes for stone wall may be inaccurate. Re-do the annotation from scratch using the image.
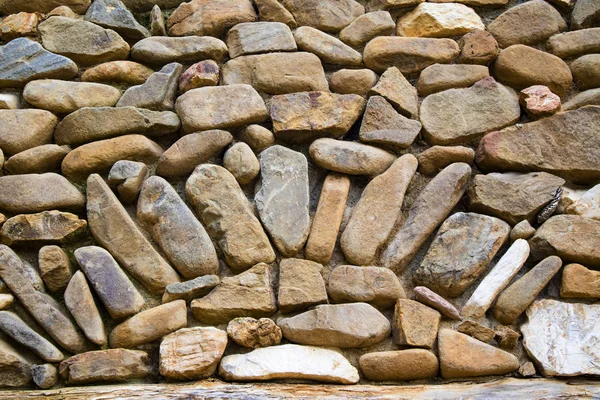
[0,0,598,393]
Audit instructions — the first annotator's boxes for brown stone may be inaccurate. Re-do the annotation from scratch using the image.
[178,60,219,93]
[339,11,395,48]
[38,245,72,293]
[279,0,364,33]
[571,0,600,30]
[519,85,562,119]
[417,146,474,176]
[0,339,31,387]
[563,88,600,111]
[278,258,328,314]
[81,61,154,84]
[227,22,296,58]
[131,36,228,65]
[571,54,600,90]
[510,220,536,241]
[328,265,405,308]
[393,299,440,349]
[329,69,378,96]
[64,271,107,346]
[4,144,70,175]
[413,286,461,320]
[1,211,87,246]
[458,30,499,65]
[0,12,40,41]
[309,138,396,176]
[294,26,362,67]
[457,321,495,343]
[518,362,537,377]
[560,263,600,299]
[495,325,520,350]
[227,317,282,349]
[254,0,296,27]
[359,350,439,381]
[0,0,90,14]
[150,4,166,36]
[417,64,489,96]
[369,67,418,118]
[547,28,600,59]
[59,349,152,384]
[0,109,57,155]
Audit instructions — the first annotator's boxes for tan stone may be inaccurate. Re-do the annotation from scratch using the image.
[81,61,154,84]
[107,160,148,205]
[39,245,72,293]
[417,64,489,96]
[179,60,219,93]
[458,29,499,65]
[279,0,364,33]
[329,69,378,96]
[495,325,520,350]
[294,26,362,67]
[4,144,70,175]
[150,4,166,36]
[227,318,282,349]
[519,85,562,119]
[328,265,405,308]
[359,350,439,381]
[223,143,260,185]
[227,22,296,58]
[0,294,13,310]
[571,54,600,90]
[1,211,87,246]
[309,138,396,176]
[0,12,40,41]
[47,5,80,18]
[396,3,484,38]
[0,339,31,387]
[369,67,418,118]
[457,321,494,343]
[254,0,296,27]
[563,88,600,111]
[64,271,106,346]
[278,259,328,314]
[547,28,600,59]
[393,299,440,348]
[131,36,228,65]
[0,0,90,14]
[59,349,152,384]
[0,109,57,155]
[368,0,424,9]
[510,220,536,240]
[339,11,394,48]
[417,146,474,176]
[560,263,600,299]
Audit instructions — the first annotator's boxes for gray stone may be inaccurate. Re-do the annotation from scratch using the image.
[85,0,150,40]
[107,160,149,205]
[278,259,328,314]
[1,211,87,246]
[328,265,405,308]
[117,62,182,111]
[227,22,296,58]
[162,275,220,303]
[131,36,228,64]
[0,109,57,155]
[64,271,107,346]
[39,245,72,293]
[309,138,396,176]
[150,5,166,36]
[4,144,70,175]
[563,88,600,111]
[31,364,57,389]
[417,64,490,96]
[294,26,362,67]
[0,311,64,362]
[571,0,600,30]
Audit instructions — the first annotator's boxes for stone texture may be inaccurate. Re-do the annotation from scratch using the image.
[277,258,328,314]
[254,0,296,27]
[39,245,72,292]
[417,146,474,176]
[414,212,510,298]
[339,11,394,48]
[563,88,600,110]
[369,0,425,8]
[0,339,31,387]
[370,71,417,122]
[191,263,277,325]
[186,165,275,270]
[0,94,19,110]
[495,325,520,350]
[138,176,218,278]
[518,362,537,377]
[227,318,282,349]
[560,263,600,299]
[571,0,600,30]
[0,294,13,310]
[546,28,600,59]
[31,364,57,389]
[178,60,219,93]
[0,0,90,13]
[117,63,182,111]
[223,143,260,185]
[107,160,148,205]
[417,64,489,96]
[413,286,460,320]
[341,155,417,265]
[150,5,166,36]
[1,211,87,246]
[381,163,472,273]
[160,327,227,380]
[0,311,63,362]
[0,12,39,41]
[457,321,494,343]
[162,275,220,303]
[511,220,536,241]
[329,265,405,308]
[397,3,484,38]
[64,271,106,346]
[278,303,390,348]
[519,85,562,119]
[393,299,440,348]
[329,69,378,96]
[219,344,359,384]
[458,30,499,65]
[131,36,228,65]
[59,349,152,384]
[309,138,396,176]
[279,0,364,33]
[420,77,520,145]
[4,144,70,175]
[227,22,296,58]
[81,61,153,84]
[85,0,149,40]
[294,26,362,67]
[0,109,57,155]
[359,349,439,381]
[571,54,600,90]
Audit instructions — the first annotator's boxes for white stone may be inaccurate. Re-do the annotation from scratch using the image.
[0,94,19,109]
[218,344,359,384]
[461,239,529,318]
[522,299,600,377]
[397,3,485,38]
[558,184,600,220]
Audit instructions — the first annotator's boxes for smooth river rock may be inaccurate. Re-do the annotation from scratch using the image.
[131,36,228,65]
[4,144,70,175]
[59,349,152,384]
[0,109,57,155]
[329,265,404,308]
[64,271,107,346]
[309,138,396,176]
[81,61,154,84]
[359,350,439,381]
[0,311,63,362]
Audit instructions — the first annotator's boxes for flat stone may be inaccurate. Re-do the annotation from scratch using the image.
[39,245,72,292]
[223,142,260,185]
[167,0,257,37]
[0,109,57,155]
[131,36,227,65]
[561,263,600,299]
[522,299,600,376]
[107,160,148,205]
[0,339,31,387]
[359,97,421,150]
[339,11,394,48]
[458,29,499,65]
[369,0,425,9]
[309,138,396,176]
[329,69,378,96]
[305,173,350,265]
[55,106,180,147]
[87,174,180,294]
[279,0,364,33]
[0,12,39,41]
[279,303,390,349]
[156,130,232,178]
[0,0,90,13]
[361,350,438,383]
[186,165,275,270]
[493,44,572,97]
[495,325,520,349]
[381,163,472,273]
[64,271,106,346]
[457,321,494,343]
[159,327,227,380]
[117,62,182,111]
[178,60,219,93]
[488,0,566,48]
[461,239,530,318]
[414,212,510,298]
[420,77,520,145]
[438,329,519,378]
[219,344,359,384]
[0,94,19,109]
[572,0,600,30]
[546,28,600,59]
[369,68,418,120]
[417,146,474,176]
[363,37,459,74]
[227,22,296,58]
[0,38,77,88]
[191,263,277,325]
[417,64,489,96]
[59,349,152,384]
[571,54,600,90]
[150,5,166,36]
[73,246,145,319]
[519,85,562,119]
[255,146,310,256]
[227,318,282,349]
[413,286,460,320]
[1,211,87,246]
[397,3,484,38]
[39,17,129,66]
[393,299,440,348]
[510,220,536,240]
[277,259,328,314]
[476,107,600,184]
[270,91,365,142]
[162,275,220,303]
[85,0,149,40]
[81,61,153,84]
[0,311,63,362]
[4,144,70,175]
[564,88,600,110]
[240,125,275,153]
[294,26,362,67]
[31,364,57,389]
[341,155,417,265]
[329,265,404,309]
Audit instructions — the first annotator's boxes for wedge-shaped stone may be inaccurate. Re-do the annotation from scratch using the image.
[294,26,362,67]
[0,311,63,362]
[339,11,395,48]
[417,145,475,176]
[341,155,417,265]
[87,174,180,294]
[117,63,182,111]
[1,211,87,246]
[191,263,277,325]
[392,299,440,348]
[571,0,600,30]
[85,0,149,40]
[329,265,404,308]
[278,303,390,348]
[219,344,359,384]
[64,271,106,346]
[417,64,489,96]
[186,165,275,270]
[547,28,600,59]
[0,339,31,387]
[369,67,418,118]
[561,263,600,299]
[278,259,328,314]
[131,36,228,64]
[280,0,364,33]
[309,138,396,176]
[138,176,218,278]
[0,109,57,155]
[4,144,70,175]
[414,286,460,320]
[397,3,484,38]
[413,212,510,298]
[107,160,148,205]
[359,349,439,381]
[81,61,153,84]
[381,163,472,273]
[227,22,296,58]
[74,246,145,320]
[59,349,152,384]
[162,275,219,303]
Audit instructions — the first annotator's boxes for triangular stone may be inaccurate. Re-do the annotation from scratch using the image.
[85,0,150,40]
[368,67,418,118]
[117,62,183,111]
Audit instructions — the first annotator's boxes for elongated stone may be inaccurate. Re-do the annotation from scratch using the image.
[81,61,153,84]
[1,211,87,246]
[547,28,600,59]
[328,265,405,308]
[339,11,395,47]
[227,21,296,58]
[59,349,152,384]
[64,271,106,346]
[186,165,275,270]
[138,176,218,278]
[162,275,219,303]
[341,155,417,265]
[413,286,460,320]
[294,26,362,67]
[87,174,180,294]
[417,145,475,176]
[278,259,328,313]
[0,339,31,387]
[117,62,182,111]
[359,349,439,381]
[0,311,63,362]
[4,144,70,175]
[131,36,228,64]
[381,162,472,273]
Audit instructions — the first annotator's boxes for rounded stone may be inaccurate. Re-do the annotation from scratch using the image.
[226,317,282,349]
[223,142,260,185]
[329,69,378,96]
[458,30,499,65]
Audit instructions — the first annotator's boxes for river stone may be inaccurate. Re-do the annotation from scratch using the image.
[547,28,600,59]
[417,64,489,96]
[222,52,329,95]
[571,0,600,30]
[381,163,472,273]
[339,11,394,48]
[0,109,57,155]
[414,213,510,298]
[107,160,148,205]
[227,22,296,58]
[160,327,227,380]
[85,0,149,40]
[117,63,182,111]
[522,300,600,376]
[5,144,69,175]
[397,3,484,38]
[564,88,600,111]
[458,29,499,65]
[55,106,180,147]
[0,38,78,88]
[254,0,296,27]
[39,17,129,66]
[519,85,562,119]
[0,245,87,354]
[219,344,359,384]
[1,211,87,246]
[62,135,164,180]
[363,36,459,74]
[131,36,227,64]
[571,54,600,90]
[23,80,122,114]
[59,349,152,384]
[492,256,562,325]
[191,263,277,325]
[476,107,600,184]
[64,271,107,346]
[0,0,90,13]
[413,286,461,320]
[467,172,565,226]
[227,318,282,349]
[329,69,378,96]
[186,165,275,270]
[439,329,519,378]
[270,91,365,142]
[0,339,31,387]
[162,275,219,303]
[278,259,328,314]
[393,299,440,348]
[280,0,364,33]
[39,245,72,293]
[138,176,218,279]
[0,173,84,214]
[156,130,232,178]
[0,311,63,362]
[81,61,154,84]
[223,142,260,185]
[420,77,520,145]
[278,303,391,348]
[255,146,310,256]
[369,0,424,7]
[87,174,180,294]
[31,364,57,389]
[488,0,566,48]
[417,146,474,176]
[561,263,600,299]
[309,138,396,176]
[179,60,219,93]
[511,220,536,240]
[294,26,362,67]
[341,155,417,265]
[369,67,418,118]
[359,349,439,381]
[240,125,275,153]
[328,265,405,308]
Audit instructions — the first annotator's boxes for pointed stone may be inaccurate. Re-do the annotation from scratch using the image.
[1,211,87,246]
[254,0,296,27]
[59,349,152,384]
[39,245,73,293]
[369,67,418,118]
[0,311,64,362]
[64,271,107,346]
[107,160,148,205]
[117,62,182,111]
[278,259,328,314]
[0,338,31,387]
[329,265,405,308]
[150,5,166,36]
[85,0,150,40]
[414,286,461,320]
[294,26,362,67]
[359,349,439,381]
[393,299,440,348]
[162,275,220,303]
